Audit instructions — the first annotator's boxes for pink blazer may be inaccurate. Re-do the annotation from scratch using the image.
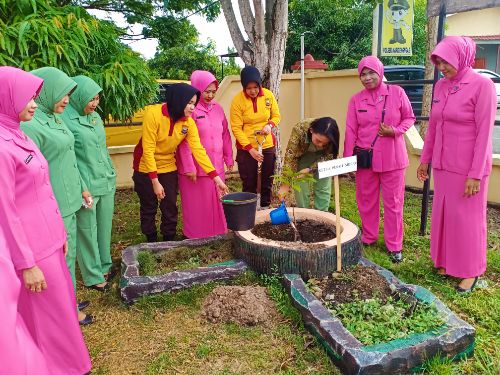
[421,69,496,179]
[344,83,415,172]
[0,127,67,270]
[177,101,233,176]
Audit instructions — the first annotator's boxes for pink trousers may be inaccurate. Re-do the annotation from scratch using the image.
[430,169,488,278]
[355,168,406,252]
[1,253,49,375]
[17,250,92,375]
[179,174,227,238]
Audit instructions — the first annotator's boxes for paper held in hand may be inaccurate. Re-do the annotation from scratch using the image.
[317,156,357,179]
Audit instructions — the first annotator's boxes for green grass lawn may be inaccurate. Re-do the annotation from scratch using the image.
[77,176,499,374]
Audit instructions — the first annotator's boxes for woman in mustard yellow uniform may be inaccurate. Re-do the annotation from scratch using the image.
[133,83,229,242]
[230,66,281,208]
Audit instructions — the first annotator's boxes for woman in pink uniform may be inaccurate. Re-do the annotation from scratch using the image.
[177,70,234,238]
[418,36,496,293]
[0,229,49,375]
[344,56,415,263]
[0,66,91,375]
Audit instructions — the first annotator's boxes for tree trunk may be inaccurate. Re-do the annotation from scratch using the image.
[419,15,439,138]
[220,0,288,100]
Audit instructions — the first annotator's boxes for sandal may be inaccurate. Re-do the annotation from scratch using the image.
[104,269,117,282]
[456,277,479,294]
[85,282,110,292]
[79,314,93,326]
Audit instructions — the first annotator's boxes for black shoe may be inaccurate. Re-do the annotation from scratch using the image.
[77,300,90,311]
[104,268,117,282]
[146,233,158,243]
[391,251,402,263]
[86,283,110,292]
[79,314,93,326]
[456,277,479,294]
[162,234,175,242]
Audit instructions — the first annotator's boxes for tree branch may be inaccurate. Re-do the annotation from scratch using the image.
[238,0,255,45]
[252,0,265,39]
[220,0,253,64]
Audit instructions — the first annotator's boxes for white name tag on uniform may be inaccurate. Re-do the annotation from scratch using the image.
[318,156,357,178]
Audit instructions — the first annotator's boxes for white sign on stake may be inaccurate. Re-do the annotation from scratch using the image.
[317,156,357,179]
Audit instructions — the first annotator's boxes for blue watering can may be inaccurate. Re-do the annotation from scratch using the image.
[270,201,291,225]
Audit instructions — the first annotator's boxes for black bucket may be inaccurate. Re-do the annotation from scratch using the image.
[221,192,258,231]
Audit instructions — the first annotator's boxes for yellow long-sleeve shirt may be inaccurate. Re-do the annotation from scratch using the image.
[134,104,217,178]
[230,88,281,150]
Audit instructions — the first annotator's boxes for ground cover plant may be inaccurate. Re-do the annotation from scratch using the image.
[77,176,499,374]
[306,264,447,346]
[137,240,234,276]
[328,296,445,346]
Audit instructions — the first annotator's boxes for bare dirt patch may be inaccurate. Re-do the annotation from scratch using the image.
[308,265,393,304]
[201,286,278,327]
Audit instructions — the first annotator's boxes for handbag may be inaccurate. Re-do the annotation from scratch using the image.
[353,93,388,169]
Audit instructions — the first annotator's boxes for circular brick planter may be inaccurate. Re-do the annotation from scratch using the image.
[233,208,362,278]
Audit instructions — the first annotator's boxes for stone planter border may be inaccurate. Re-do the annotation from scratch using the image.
[120,235,248,303]
[234,208,363,278]
[283,258,475,375]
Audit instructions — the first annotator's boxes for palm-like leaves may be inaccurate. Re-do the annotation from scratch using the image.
[0,0,158,121]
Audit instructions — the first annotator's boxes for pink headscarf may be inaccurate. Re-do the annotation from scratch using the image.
[431,36,476,78]
[358,56,384,85]
[0,66,43,130]
[190,70,218,107]
[357,56,386,99]
[431,36,476,72]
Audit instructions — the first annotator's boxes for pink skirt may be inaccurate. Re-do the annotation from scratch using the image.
[17,249,92,375]
[179,174,228,238]
[430,169,488,278]
[1,253,49,375]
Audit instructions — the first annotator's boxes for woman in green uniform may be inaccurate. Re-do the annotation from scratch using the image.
[21,67,94,324]
[278,117,339,211]
[62,75,116,290]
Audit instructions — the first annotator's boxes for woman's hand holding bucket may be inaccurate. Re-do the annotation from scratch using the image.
[214,176,230,197]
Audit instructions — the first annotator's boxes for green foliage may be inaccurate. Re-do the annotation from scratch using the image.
[286,0,427,71]
[137,251,156,275]
[58,0,220,24]
[273,166,317,194]
[327,297,446,346]
[260,269,303,326]
[149,41,240,81]
[143,16,198,49]
[0,0,158,121]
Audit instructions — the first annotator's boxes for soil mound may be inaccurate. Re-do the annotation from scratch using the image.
[252,219,336,243]
[201,286,277,326]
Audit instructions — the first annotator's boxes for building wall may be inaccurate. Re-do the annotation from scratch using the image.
[446,8,500,36]
[109,70,500,204]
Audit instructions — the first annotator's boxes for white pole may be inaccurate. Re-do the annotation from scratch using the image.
[372,4,380,56]
[300,32,305,120]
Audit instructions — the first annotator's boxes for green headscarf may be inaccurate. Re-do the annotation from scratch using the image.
[31,67,77,115]
[70,75,102,116]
